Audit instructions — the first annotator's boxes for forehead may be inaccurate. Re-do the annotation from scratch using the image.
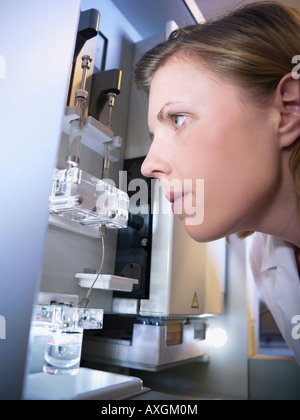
[149,56,207,102]
[148,57,223,121]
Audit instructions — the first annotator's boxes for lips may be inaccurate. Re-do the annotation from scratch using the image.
[166,191,184,204]
[165,191,186,214]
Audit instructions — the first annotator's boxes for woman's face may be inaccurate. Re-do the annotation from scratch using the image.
[141,56,282,242]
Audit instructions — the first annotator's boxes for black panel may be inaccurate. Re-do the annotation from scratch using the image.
[114,157,152,299]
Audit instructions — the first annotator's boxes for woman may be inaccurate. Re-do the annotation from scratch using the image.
[135,2,300,364]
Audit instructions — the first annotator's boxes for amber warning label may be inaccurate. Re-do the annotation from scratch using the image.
[191,293,199,309]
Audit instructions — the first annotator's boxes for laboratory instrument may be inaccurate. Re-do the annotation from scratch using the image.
[49,55,129,233]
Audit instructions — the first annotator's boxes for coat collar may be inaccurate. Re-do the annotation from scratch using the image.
[260,235,296,273]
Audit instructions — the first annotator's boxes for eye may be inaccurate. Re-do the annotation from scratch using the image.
[173,115,187,129]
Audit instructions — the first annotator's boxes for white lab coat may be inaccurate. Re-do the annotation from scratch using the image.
[249,232,300,365]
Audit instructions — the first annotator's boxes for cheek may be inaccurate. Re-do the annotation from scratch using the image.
[175,120,280,240]
[180,114,277,190]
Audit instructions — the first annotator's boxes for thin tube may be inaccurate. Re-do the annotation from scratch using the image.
[86,235,105,299]
[77,233,105,308]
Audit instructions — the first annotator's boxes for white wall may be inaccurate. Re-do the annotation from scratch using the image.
[0,0,81,399]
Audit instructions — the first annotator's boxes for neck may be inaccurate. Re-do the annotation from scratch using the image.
[269,215,300,248]
[251,192,300,248]
[246,156,300,248]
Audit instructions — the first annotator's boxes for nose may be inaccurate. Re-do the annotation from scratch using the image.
[141,141,172,179]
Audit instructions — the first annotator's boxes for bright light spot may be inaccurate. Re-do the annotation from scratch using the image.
[206,327,228,348]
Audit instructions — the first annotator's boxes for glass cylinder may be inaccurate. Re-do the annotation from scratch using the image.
[31,305,103,376]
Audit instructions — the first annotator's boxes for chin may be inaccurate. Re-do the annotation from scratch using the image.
[183,219,227,243]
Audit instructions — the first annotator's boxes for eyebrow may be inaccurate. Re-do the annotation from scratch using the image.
[157,102,172,121]
[149,102,174,139]
[148,105,168,141]
[149,101,189,141]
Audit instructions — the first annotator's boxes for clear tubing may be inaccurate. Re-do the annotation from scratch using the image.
[102,142,110,179]
[66,119,83,168]
[66,56,92,168]
[101,93,116,178]
[66,94,87,168]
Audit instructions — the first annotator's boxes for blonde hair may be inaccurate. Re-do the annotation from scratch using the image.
[135,1,300,238]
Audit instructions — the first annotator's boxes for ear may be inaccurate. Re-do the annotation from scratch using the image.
[275,73,300,148]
